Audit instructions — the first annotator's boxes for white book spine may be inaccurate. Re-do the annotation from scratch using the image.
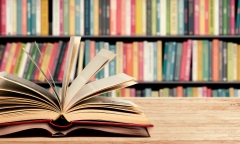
[111,90,116,97]
[160,0,166,36]
[143,41,148,81]
[36,0,41,35]
[234,44,237,81]
[192,40,198,81]
[238,89,240,97]
[80,0,84,35]
[52,0,60,35]
[6,0,12,35]
[149,42,154,81]
[142,0,146,35]
[126,0,131,36]
[214,0,219,35]
[13,0,16,35]
[198,87,203,97]
[104,42,109,77]
[18,43,31,77]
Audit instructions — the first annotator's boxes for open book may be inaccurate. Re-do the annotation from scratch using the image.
[0,36,153,137]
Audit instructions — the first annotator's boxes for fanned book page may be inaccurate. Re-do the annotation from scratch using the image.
[0,36,153,137]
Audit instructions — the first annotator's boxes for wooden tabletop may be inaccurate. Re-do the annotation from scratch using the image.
[1,97,240,144]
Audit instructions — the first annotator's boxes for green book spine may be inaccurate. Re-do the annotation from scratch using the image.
[227,42,233,81]
[209,0,214,35]
[75,0,80,35]
[203,40,209,81]
[31,43,42,80]
[156,0,160,35]
[163,88,169,97]
[227,0,231,35]
[170,42,176,81]
[219,41,223,81]
[63,0,69,35]
[26,44,38,80]
[208,41,212,81]
[162,42,168,81]
[23,43,34,78]
[31,0,36,35]
[212,89,218,97]
[146,0,152,35]
[27,0,32,35]
[166,0,170,35]
[84,40,90,67]
[14,43,26,76]
[17,0,22,35]
[223,0,227,35]
[187,87,192,97]
[153,42,157,81]
[174,43,182,80]
[166,42,172,81]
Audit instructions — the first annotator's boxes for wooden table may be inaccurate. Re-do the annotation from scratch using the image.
[1,97,240,144]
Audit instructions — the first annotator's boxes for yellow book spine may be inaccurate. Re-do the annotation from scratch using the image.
[193,87,198,97]
[151,0,156,35]
[94,0,99,35]
[199,0,205,35]
[170,0,178,35]
[238,45,240,81]
[5,43,17,73]
[197,41,202,81]
[157,41,162,81]
[229,87,234,97]
[227,43,233,81]
[38,43,53,82]
[136,0,142,35]
[69,0,75,35]
[41,0,49,35]
[125,88,130,97]
[133,42,138,80]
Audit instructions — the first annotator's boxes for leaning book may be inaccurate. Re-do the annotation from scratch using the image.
[0,36,153,137]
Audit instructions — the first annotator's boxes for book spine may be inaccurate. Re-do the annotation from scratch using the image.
[46,43,58,79]
[227,42,233,81]
[123,43,127,76]
[223,42,227,81]
[125,0,131,36]
[90,0,93,35]
[209,0,213,35]
[121,0,126,35]
[238,45,240,81]
[174,43,182,81]
[51,41,63,77]
[98,0,102,35]
[16,0,22,35]
[162,42,168,81]
[146,0,151,35]
[223,0,227,35]
[209,41,212,81]
[203,40,209,81]
[1,0,6,35]
[94,0,99,35]
[110,0,116,35]
[18,43,30,77]
[151,0,156,35]
[41,0,48,35]
[219,0,223,35]
[156,0,160,35]
[26,44,38,80]
[36,0,40,35]
[54,42,65,80]
[126,43,133,77]
[143,41,148,81]
[178,0,184,35]
[180,42,187,81]
[10,42,21,74]
[167,0,170,35]
[0,45,5,64]
[192,40,198,81]
[58,42,69,81]
[204,0,209,35]
[80,0,84,35]
[102,0,106,35]
[75,0,80,35]
[166,42,172,81]
[236,0,240,35]
[84,0,90,35]
[188,0,194,35]
[219,41,223,81]
[106,0,109,35]
[214,0,219,35]
[212,39,219,81]
[69,0,75,35]
[160,0,166,35]
[6,0,12,35]
[197,41,202,81]
[131,0,135,35]
[233,44,237,81]
[142,0,146,35]
[227,0,231,35]
[31,0,36,35]
[199,0,205,35]
[194,0,199,35]
[23,43,33,79]
[63,0,69,35]
[22,0,27,35]
[170,42,176,81]
[14,43,25,75]
[157,41,162,81]
[185,40,192,81]
[133,42,138,80]
[184,0,189,35]
[109,45,116,76]
[116,0,121,35]
[138,42,143,81]
[1,43,10,71]
[170,0,178,35]
[12,0,16,35]
[52,0,58,35]
[230,0,235,35]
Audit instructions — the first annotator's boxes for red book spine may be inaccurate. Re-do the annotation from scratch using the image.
[130,88,136,97]
[205,0,209,35]
[121,88,125,97]
[58,42,69,81]
[10,42,21,74]
[116,0,121,35]
[138,42,143,81]
[46,42,58,79]
[177,86,183,97]
[90,41,95,81]
[184,40,192,81]
[0,43,10,71]
[22,0,27,35]
[180,42,187,81]
[126,43,133,76]
[60,0,63,35]
[230,0,235,35]
[194,0,199,35]
[110,0,116,35]
[123,43,127,74]
[1,0,6,35]
[131,0,135,35]
[34,43,47,81]
[212,39,219,81]
[207,88,212,97]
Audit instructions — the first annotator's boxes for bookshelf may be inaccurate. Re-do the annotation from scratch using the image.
[1,0,240,97]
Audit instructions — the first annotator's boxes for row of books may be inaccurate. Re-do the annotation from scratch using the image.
[0,0,49,36]
[0,41,84,82]
[73,86,240,97]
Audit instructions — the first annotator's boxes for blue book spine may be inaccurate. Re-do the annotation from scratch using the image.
[84,0,90,35]
[144,88,152,97]
[31,0,36,35]
[166,42,172,81]
[170,42,176,81]
[109,45,116,76]
[162,42,168,81]
[90,0,94,35]
[234,89,238,97]
[75,0,80,35]
[17,0,22,35]
[178,0,184,35]
[217,89,222,97]
[156,0,160,35]
[153,42,157,81]
[174,43,182,80]
[203,40,209,81]
[84,40,90,67]
[226,89,229,97]
[27,0,32,35]
[99,41,105,79]
[95,42,100,79]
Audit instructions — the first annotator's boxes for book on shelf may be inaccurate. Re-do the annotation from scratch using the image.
[0,36,153,137]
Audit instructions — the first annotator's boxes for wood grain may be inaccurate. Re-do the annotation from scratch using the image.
[1,97,240,144]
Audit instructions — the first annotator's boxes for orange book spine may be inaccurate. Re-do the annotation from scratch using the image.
[10,42,21,74]
[41,0,49,35]
[176,86,183,97]
[126,43,133,76]
[212,39,219,81]
[46,42,58,79]
[22,0,27,35]
[69,0,75,35]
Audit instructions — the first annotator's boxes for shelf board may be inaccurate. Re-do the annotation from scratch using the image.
[1,35,240,39]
